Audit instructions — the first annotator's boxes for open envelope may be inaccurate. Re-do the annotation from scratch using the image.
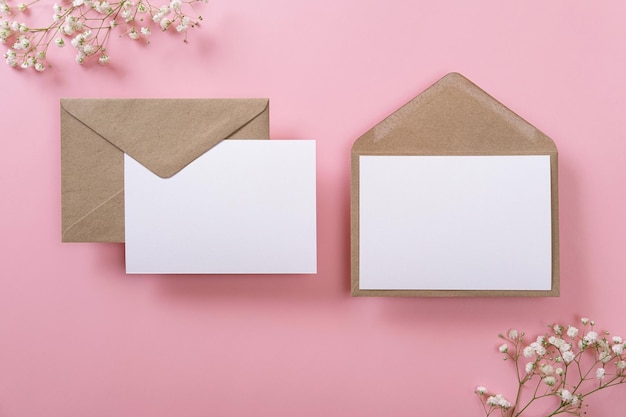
[61,98,270,242]
[351,73,559,297]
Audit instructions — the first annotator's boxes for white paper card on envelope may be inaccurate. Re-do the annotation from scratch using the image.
[358,155,552,290]
[124,140,317,274]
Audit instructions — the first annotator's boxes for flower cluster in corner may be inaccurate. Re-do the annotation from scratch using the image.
[476,318,626,417]
[1,0,206,71]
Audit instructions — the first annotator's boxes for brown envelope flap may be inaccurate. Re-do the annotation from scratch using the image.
[353,73,557,156]
[61,98,269,178]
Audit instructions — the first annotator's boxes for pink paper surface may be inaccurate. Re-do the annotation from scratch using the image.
[2,1,626,416]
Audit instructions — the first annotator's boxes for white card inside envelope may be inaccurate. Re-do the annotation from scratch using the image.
[359,155,552,290]
[124,140,316,274]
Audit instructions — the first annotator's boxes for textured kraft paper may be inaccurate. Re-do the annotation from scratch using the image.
[61,98,270,243]
[351,73,559,297]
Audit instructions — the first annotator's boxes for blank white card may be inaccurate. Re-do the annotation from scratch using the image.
[359,155,552,290]
[125,140,316,274]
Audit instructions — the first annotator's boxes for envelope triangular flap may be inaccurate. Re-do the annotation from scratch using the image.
[61,98,269,178]
[352,73,557,156]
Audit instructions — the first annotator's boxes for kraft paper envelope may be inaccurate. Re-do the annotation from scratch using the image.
[351,73,559,297]
[61,98,270,243]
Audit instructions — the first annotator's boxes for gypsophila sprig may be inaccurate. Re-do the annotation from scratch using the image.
[476,318,626,417]
[1,0,206,71]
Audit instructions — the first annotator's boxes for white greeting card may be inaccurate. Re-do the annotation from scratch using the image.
[124,140,317,274]
[358,155,552,290]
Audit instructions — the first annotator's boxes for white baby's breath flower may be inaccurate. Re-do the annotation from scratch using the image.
[544,376,556,386]
[18,35,29,49]
[475,386,487,395]
[596,367,605,380]
[581,318,590,325]
[560,389,573,403]
[34,62,45,71]
[98,53,109,64]
[55,37,65,47]
[70,35,82,47]
[140,26,150,36]
[121,8,133,21]
[12,35,29,50]
[53,2,62,12]
[159,17,171,30]
[531,341,546,356]
[17,3,27,12]
[496,394,511,408]
[548,336,570,353]
[95,1,112,13]
[555,367,564,375]
[75,51,85,64]
[613,344,624,355]
[486,394,511,409]
[499,343,508,354]
[4,48,17,66]
[553,324,563,335]
[137,3,147,13]
[562,350,575,363]
[567,325,579,338]
[176,15,190,32]
[508,329,518,339]
[62,24,74,35]
[613,336,623,344]
[617,360,626,370]
[540,364,554,375]
[584,331,598,344]
[498,399,511,409]
[0,31,9,43]
[525,362,535,373]
[599,350,612,363]
[72,0,84,6]
[0,3,10,14]
[170,0,181,10]
[82,43,96,55]
[523,346,534,358]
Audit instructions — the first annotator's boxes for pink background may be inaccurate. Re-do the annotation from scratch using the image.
[1,0,626,415]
